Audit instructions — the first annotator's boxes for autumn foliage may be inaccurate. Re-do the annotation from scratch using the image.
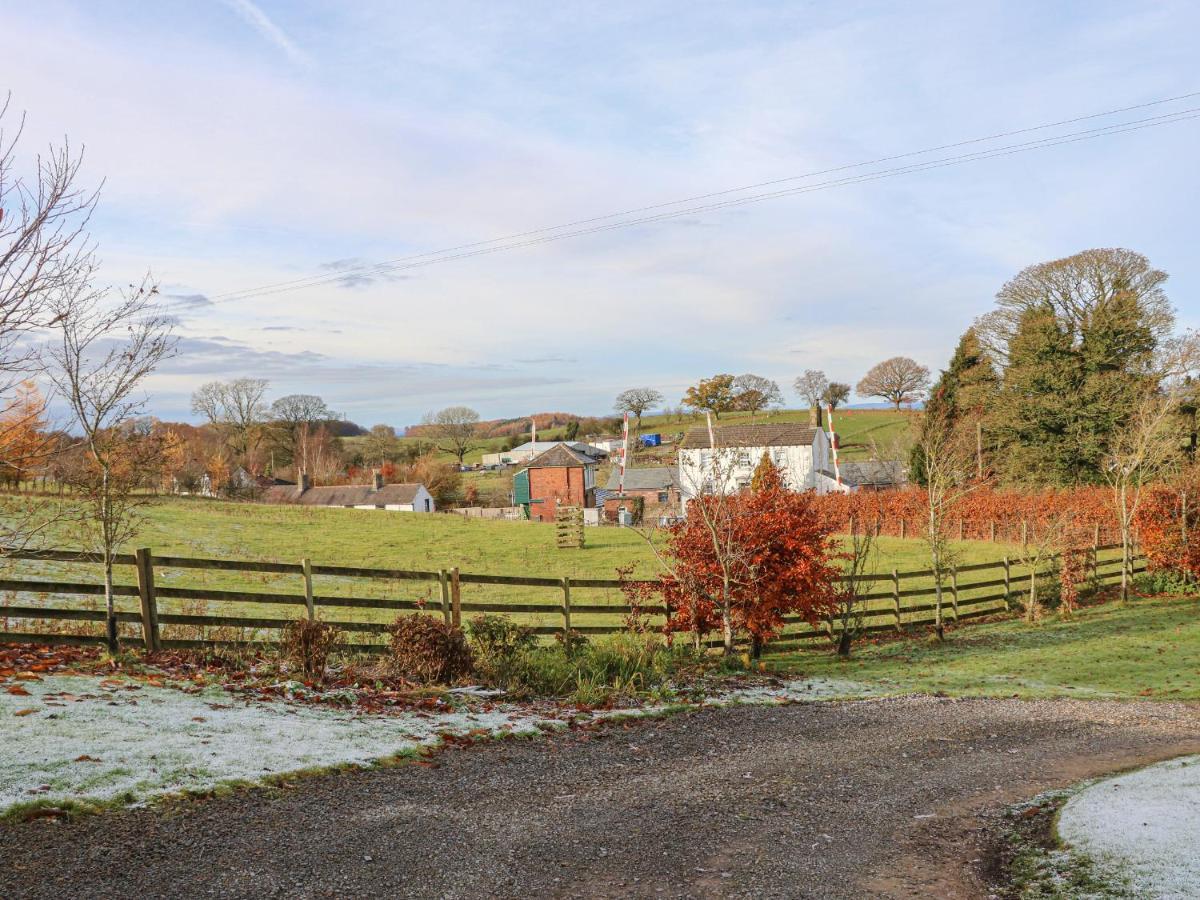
[1134,475,1200,581]
[809,486,1119,544]
[629,461,840,651]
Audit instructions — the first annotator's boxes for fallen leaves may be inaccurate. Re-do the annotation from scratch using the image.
[13,708,37,716]
[6,686,31,696]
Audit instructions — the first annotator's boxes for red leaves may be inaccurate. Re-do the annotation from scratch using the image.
[809,486,1118,543]
[637,480,841,646]
[1135,481,1200,579]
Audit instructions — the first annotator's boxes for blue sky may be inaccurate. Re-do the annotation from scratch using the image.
[5,1,1198,426]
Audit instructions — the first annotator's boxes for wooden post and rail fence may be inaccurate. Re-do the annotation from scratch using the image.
[0,543,1145,655]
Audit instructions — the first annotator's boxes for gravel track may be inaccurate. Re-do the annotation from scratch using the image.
[3,696,1198,899]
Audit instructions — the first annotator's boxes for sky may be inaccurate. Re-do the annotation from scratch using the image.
[4,0,1198,427]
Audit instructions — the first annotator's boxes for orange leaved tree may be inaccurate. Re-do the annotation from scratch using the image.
[634,458,840,656]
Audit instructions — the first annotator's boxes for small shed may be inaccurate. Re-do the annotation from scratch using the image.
[516,444,597,522]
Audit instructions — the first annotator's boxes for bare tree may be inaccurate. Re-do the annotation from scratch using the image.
[911,402,983,640]
[191,377,269,464]
[361,424,400,466]
[976,248,1175,362]
[423,405,481,464]
[270,393,336,473]
[793,369,829,427]
[0,95,100,549]
[1104,390,1185,603]
[857,357,930,410]
[614,388,663,434]
[831,521,877,656]
[732,374,783,419]
[47,277,176,653]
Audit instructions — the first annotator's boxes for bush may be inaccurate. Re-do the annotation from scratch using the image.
[1133,569,1198,597]
[281,618,341,681]
[388,614,473,684]
[468,614,536,685]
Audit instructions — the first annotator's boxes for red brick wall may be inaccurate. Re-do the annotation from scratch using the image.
[527,466,588,522]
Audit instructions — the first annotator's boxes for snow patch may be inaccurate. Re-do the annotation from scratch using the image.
[1058,754,1200,898]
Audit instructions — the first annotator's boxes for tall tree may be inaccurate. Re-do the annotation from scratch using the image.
[270,393,336,472]
[976,248,1174,362]
[856,357,930,410]
[732,374,783,418]
[191,377,270,464]
[683,374,737,419]
[989,305,1080,485]
[360,424,400,466]
[0,379,47,486]
[793,370,829,427]
[48,277,176,653]
[423,406,481,464]
[614,388,663,434]
[910,328,998,483]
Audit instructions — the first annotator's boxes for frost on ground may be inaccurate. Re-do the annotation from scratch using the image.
[1,674,551,815]
[1058,754,1200,898]
[2,673,877,816]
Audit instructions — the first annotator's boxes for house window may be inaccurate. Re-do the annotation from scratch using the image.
[735,451,751,467]
[657,491,669,503]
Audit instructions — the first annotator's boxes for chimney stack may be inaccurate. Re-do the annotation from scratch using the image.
[297,471,311,496]
[373,470,384,491]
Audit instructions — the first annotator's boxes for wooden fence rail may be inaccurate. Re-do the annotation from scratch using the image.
[0,544,1145,655]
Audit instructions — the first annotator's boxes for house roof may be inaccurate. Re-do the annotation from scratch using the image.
[819,461,906,487]
[524,443,597,469]
[502,440,605,457]
[261,482,427,506]
[678,423,820,449]
[604,467,678,491]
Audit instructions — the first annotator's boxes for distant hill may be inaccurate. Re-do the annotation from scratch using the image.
[405,412,618,440]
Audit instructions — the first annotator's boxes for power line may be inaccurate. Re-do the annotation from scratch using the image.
[195,92,1200,304]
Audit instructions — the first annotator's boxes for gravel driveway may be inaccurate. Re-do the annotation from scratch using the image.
[3,696,1199,899]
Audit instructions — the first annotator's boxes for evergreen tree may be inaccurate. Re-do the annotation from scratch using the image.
[909,327,998,484]
[989,304,1082,485]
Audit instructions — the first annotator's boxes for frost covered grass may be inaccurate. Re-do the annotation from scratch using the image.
[2,672,876,818]
[1058,755,1200,898]
[1,674,552,819]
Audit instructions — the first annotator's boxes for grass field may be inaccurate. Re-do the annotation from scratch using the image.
[771,594,1200,700]
[2,496,1019,642]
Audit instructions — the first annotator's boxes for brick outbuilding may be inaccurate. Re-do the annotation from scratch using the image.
[514,444,597,522]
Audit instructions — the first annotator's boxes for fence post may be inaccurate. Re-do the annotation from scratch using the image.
[134,547,160,653]
[301,557,315,619]
[958,519,964,541]
[950,566,959,622]
[900,519,906,540]
[1020,519,1028,546]
[450,567,462,628]
[989,520,996,543]
[892,568,902,632]
[561,576,572,639]
[1091,528,1100,583]
[439,569,451,626]
[1002,556,1011,612]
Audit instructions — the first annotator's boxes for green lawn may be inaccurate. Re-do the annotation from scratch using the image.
[771,594,1200,700]
[3,496,1016,641]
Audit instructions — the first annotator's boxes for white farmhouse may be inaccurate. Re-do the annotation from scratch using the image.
[262,472,436,512]
[676,423,834,506]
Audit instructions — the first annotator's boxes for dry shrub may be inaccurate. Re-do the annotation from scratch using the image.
[387,614,473,684]
[281,618,341,680]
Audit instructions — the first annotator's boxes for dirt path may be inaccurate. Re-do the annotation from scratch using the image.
[3,695,1198,899]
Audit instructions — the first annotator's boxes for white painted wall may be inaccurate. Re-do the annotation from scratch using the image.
[351,485,436,512]
[677,431,836,506]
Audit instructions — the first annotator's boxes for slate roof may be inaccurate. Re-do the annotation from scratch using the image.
[261,482,426,506]
[678,423,820,450]
[524,443,597,468]
[604,467,679,491]
[502,440,606,458]
[819,461,906,487]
